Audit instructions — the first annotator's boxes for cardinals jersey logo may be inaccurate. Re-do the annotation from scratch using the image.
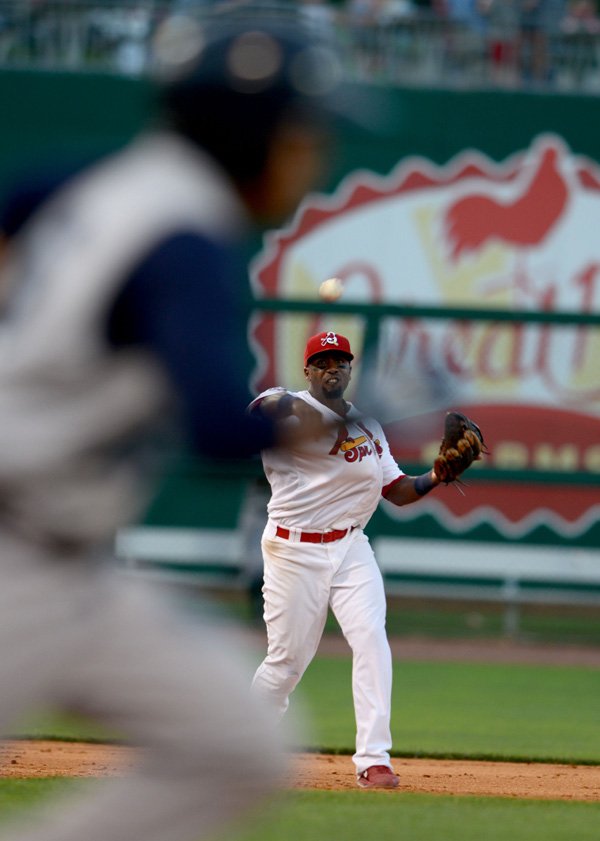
[329,424,384,463]
[250,134,600,541]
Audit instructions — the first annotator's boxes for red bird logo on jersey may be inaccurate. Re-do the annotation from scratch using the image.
[444,147,570,261]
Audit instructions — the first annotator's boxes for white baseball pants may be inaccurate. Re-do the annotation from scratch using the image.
[0,527,285,841]
[252,523,393,776]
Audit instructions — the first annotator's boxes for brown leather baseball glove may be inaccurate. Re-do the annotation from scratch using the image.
[434,411,486,484]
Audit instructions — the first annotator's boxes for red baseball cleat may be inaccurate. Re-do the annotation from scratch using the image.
[357,765,399,789]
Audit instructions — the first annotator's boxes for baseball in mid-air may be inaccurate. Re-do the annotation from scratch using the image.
[318,276,344,302]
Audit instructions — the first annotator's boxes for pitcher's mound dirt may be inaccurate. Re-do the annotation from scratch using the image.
[1,741,598,801]
[288,752,600,800]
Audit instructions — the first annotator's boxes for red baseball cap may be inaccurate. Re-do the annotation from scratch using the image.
[304,331,354,366]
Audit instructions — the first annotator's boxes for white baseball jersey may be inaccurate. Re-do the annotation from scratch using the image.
[250,388,403,530]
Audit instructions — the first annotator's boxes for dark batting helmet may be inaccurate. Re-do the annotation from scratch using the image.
[152,7,343,184]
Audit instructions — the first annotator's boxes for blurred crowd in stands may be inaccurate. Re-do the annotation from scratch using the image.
[340,0,600,88]
[2,0,600,91]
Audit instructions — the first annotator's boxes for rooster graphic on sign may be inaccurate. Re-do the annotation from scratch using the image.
[444,146,570,261]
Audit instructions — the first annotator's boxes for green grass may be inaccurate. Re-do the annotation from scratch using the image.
[225,591,600,645]
[0,778,72,825]
[3,650,599,841]
[341,601,600,645]
[1,782,598,841]
[0,778,69,807]
[294,657,600,763]
[230,791,600,841]
[9,710,121,743]
[11,657,600,764]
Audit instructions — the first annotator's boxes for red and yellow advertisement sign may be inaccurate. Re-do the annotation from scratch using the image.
[250,135,600,540]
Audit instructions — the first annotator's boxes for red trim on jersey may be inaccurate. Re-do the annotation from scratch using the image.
[381,475,406,498]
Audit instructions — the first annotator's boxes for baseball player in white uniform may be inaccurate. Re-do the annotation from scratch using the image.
[249,331,442,789]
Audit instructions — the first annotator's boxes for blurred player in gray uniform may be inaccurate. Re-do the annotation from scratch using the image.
[0,11,341,841]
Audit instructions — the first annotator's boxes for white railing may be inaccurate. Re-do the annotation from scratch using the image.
[1,2,600,93]
[115,524,600,638]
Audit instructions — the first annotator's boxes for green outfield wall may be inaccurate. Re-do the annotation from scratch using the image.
[2,70,600,578]
[4,71,600,197]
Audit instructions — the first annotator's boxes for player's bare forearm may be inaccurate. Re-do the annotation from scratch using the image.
[383,469,440,507]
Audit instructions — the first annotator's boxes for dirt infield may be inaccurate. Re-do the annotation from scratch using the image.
[1,741,599,801]
[1,638,597,800]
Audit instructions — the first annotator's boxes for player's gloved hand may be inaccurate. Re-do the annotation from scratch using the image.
[433,411,487,484]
